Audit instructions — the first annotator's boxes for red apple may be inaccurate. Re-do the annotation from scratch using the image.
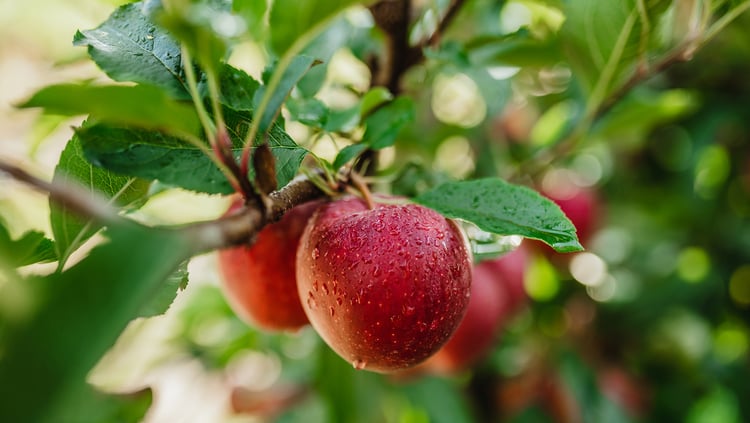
[296,196,472,372]
[425,244,530,374]
[218,198,321,331]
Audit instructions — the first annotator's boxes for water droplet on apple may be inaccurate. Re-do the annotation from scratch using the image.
[336,297,343,306]
[312,248,320,259]
[322,283,329,295]
[329,306,335,317]
[352,359,367,370]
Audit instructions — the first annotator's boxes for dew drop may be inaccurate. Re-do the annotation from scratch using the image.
[352,359,367,370]
[312,248,320,259]
[313,281,319,292]
[403,305,416,316]
[322,283,330,295]
[329,306,335,317]
[306,296,316,309]
[336,297,343,306]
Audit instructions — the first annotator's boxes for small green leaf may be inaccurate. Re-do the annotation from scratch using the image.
[333,143,368,170]
[20,83,200,136]
[253,55,319,134]
[51,134,150,268]
[466,30,564,68]
[0,223,192,423]
[74,1,187,98]
[0,223,56,267]
[414,178,583,253]
[269,0,377,56]
[287,97,330,127]
[361,97,415,149]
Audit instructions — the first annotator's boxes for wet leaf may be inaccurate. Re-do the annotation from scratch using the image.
[415,178,583,253]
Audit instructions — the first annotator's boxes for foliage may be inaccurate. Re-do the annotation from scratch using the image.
[1,0,750,422]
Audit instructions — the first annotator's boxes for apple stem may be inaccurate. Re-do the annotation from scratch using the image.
[350,171,375,209]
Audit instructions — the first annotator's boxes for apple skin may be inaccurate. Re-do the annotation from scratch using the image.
[218,198,321,331]
[296,196,472,372]
[425,244,530,374]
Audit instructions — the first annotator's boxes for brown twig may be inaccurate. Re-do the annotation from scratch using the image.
[424,0,467,48]
[0,160,120,225]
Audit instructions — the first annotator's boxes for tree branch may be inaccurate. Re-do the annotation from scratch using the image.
[0,158,328,256]
[0,160,121,225]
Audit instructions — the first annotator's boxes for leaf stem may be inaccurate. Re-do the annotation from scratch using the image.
[181,47,216,142]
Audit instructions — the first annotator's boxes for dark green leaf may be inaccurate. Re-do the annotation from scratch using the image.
[333,143,368,170]
[0,223,56,267]
[74,1,187,98]
[51,134,150,268]
[361,97,415,149]
[79,109,306,193]
[253,55,318,134]
[414,178,583,252]
[0,223,192,423]
[269,0,377,56]
[209,64,260,111]
[20,83,200,136]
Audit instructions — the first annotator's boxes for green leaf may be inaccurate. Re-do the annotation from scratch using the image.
[233,0,268,40]
[208,64,260,111]
[333,143,368,170]
[138,260,189,318]
[465,30,564,68]
[0,223,192,423]
[332,97,415,169]
[269,0,377,56]
[361,97,415,149]
[253,55,318,134]
[51,134,150,268]
[0,223,56,267]
[287,97,330,127]
[78,109,306,193]
[74,1,187,98]
[20,83,200,136]
[414,178,583,253]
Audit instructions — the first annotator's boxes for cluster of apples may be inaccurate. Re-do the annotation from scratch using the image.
[218,194,530,373]
[218,179,599,374]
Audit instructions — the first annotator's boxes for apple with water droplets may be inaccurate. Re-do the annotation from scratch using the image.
[296,196,472,372]
[218,198,321,331]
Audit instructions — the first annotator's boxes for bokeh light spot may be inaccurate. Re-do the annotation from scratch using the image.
[677,247,710,283]
[729,265,750,306]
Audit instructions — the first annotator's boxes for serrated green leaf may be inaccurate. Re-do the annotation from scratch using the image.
[20,83,200,136]
[138,260,189,317]
[269,0,377,56]
[253,55,318,134]
[51,134,150,268]
[74,1,187,98]
[78,109,306,193]
[414,178,583,253]
[0,223,191,423]
[0,223,56,267]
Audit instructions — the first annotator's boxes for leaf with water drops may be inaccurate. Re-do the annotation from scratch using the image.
[414,178,583,253]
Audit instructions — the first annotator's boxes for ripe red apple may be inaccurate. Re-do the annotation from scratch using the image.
[296,196,472,372]
[425,244,530,374]
[217,198,321,331]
